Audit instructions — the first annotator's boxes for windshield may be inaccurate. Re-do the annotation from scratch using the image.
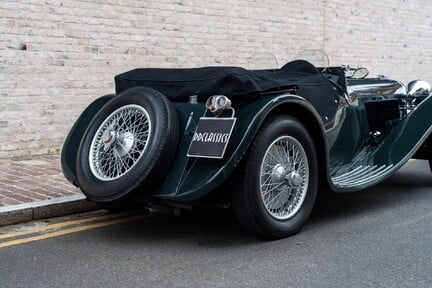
[247,52,279,70]
[296,50,329,67]
[246,50,330,70]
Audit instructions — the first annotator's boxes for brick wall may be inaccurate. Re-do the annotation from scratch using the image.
[1,0,431,158]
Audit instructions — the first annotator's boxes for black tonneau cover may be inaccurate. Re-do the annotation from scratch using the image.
[114,60,332,101]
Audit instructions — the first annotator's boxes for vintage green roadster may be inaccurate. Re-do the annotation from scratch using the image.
[61,54,432,239]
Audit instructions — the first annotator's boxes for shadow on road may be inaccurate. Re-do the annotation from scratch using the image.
[94,160,431,245]
[312,160,431,222]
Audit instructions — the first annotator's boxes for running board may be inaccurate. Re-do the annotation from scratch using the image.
[328,93,432,192]
[331,164,394,188]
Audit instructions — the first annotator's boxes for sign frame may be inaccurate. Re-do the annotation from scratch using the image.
[187,117,237,159]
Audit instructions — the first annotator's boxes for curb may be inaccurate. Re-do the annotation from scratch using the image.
[0,195,99,226]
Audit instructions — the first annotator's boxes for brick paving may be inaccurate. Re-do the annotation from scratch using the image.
[0,155,81,207]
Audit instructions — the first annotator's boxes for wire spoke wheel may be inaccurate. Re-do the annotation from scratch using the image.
[89,104,152,181]
[260,136,309,220]
[76,87,179,204]
[232,115,318,239]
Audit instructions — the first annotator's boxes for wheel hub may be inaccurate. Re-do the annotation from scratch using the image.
[286,171,302,187]
[271,164,287,183]
[115,132,134,157]
[102,129,116,151]
[271,164,302,187]
[102,129,135,157]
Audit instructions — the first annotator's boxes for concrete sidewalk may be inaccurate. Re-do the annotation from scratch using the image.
[0,155,98,226]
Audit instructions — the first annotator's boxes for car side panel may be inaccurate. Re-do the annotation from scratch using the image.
[150,94,327,203]
[329,93,432,192]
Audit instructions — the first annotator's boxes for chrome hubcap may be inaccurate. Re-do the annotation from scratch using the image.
[271,164,287,183]
[287,171,302,187]
[270,164,303,187]
[89,104,152,181]
[102,129,115,148]
[259,136,309,220]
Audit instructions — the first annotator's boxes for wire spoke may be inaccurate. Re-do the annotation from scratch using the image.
[259,135,309,220]
[89,104,152,181]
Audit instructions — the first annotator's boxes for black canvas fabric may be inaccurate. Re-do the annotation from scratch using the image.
[114,60,332,102]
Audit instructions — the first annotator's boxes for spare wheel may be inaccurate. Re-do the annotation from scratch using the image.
[76,87,179,202]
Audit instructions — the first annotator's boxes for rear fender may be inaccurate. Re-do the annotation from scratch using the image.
[61,95,115,186]
[153,94,328,202]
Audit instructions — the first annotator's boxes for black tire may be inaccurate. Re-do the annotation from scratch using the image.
[76,87,179,202]
[429,158,432,174]
[232,115,318,239]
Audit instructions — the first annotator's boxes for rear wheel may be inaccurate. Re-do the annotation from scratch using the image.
[76,87,179,203]
[232,115,318,239]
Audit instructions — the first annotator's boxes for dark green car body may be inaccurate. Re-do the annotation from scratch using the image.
[62,64,432,205]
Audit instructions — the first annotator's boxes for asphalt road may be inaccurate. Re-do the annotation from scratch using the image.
[0,160,431,288]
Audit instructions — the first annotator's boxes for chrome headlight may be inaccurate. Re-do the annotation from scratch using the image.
[407,79,431,96]
[205,95,232,114]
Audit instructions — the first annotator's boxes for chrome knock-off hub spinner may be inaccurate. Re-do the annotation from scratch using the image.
[286,171,302,187]
[102,129,116,151]
[271,164,302,187]
[115,132,135,157]
[271,164,288,183]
